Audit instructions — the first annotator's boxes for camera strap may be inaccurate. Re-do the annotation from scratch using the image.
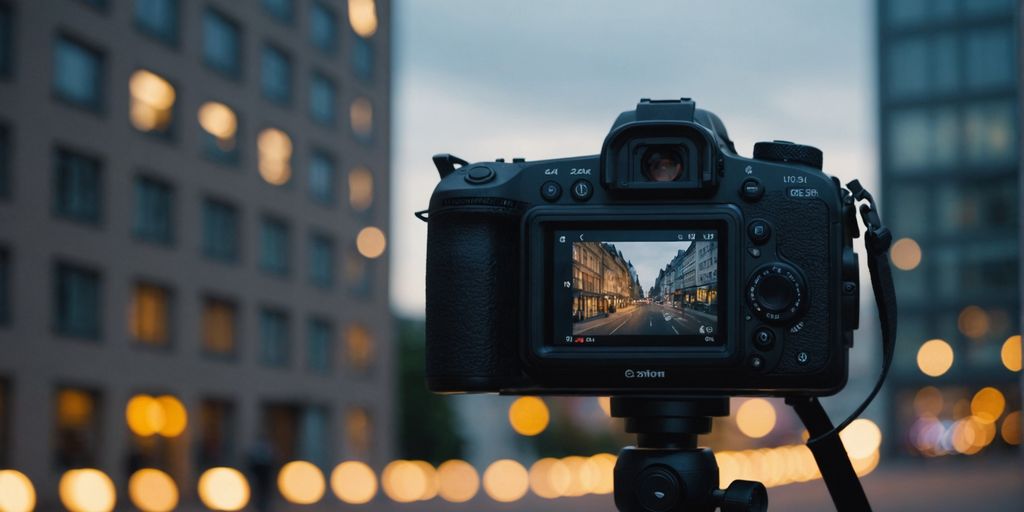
[785,179,896,512]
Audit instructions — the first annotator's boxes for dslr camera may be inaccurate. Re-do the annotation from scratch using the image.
[423,98,862,396]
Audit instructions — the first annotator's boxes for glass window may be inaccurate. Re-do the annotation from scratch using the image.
[299,406,329,468]
[197,399,235,469]
[930,34,958,95]
[310,2,338,53]
[135,0,178,45]
[887,183,929,238]
[202,199,239,263]
[202,296,236,356]
[348,167,373,212]
[964,28,1015,91]
[344,407,371,460]
[345,249,370,296]
[308,151,335,204]
[886,38,928,99]
[198,101,240,164]
[262,404,299,463]
[260,217,289,276]
[203,9,241,78]
[309,72,336,126]
[0,125,9,198]
[261,44,292,104]
[54,148,102,223]
[260,308,290,367]
[0,4,12,78]
[307,318,332,373]
[54,387,101,469]
[885,0,928,28]
[887,107,958,172]
[130,282,171,346]
[352,38,373,82]
[963,101,1016,165]
[309,234,333,288]
[263,0,293,23]
[344,323,373,371]
[0,248,9,326]
[134,176,173,245]
[962,0,1015,17]
[350,97,373,143]
[55,263,101,339]
[936,176,1018,235]
[53,35,104,111]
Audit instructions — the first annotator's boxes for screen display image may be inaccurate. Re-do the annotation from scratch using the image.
[551,228,723,347]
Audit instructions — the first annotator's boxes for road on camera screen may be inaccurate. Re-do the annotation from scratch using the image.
[573,302,716,336]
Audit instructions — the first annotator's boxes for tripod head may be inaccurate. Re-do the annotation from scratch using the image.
[611,397,767,512]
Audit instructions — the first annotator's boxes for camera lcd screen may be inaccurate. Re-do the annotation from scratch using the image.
[551,229,723,347]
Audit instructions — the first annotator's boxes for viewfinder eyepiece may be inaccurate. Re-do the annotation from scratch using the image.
[641,145,686,182]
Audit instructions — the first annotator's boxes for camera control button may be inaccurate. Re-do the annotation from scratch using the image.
[540,181,562,202]
[571,179,594,201]
[740,178,764,201]
[747,247,761,258]
[753,328,775,350]
[747,220,771,244]
[636,467,680,512]
[748,354,766,371]
[464,166,496,184]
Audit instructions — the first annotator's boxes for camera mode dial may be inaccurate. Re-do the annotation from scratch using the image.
[747,263,806,324]
[753,140,823,170]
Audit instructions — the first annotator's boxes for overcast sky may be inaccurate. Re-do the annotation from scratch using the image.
[391,0,876,317]
[607,241,693,293]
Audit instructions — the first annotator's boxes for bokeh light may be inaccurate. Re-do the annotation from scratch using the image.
[381,460,426,503]
[156,395,187,437]
[1001,335,1021,372]
[482,459,529,502]
[890,237,921,271]
[125,394,186,437]
[957,306,990,339]
[128,469,178,512]
[1001,411,1021,445]
[197,467,249,511]
[436,459,479,503]
[970,387,1006,424]
[330,461,377,505]
[588,453,616,495]
[735,398,776,438]
[597,396,612,416]
[59,469,117,512]
[0,470,36,512]
[348,0,378,37]
[529,458,571,499]
[913,386,944,417]
[839,419,882,459]
[278,461,326,505]
[129,69,175,132]
[257,127,293,185]
[198,101,238,142]
[560,455,599,497]
[410,460,439,500]
[508,396,550,436]
[356,226,387,259]
[917,339,954,377]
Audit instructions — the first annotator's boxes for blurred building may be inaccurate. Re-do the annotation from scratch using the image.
[0,0,391,507]
[877,0,1021,456]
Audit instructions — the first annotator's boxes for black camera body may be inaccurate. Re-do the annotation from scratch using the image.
[424,98,861,397]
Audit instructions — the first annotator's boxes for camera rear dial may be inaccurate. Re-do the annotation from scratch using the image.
[746,263,806,324]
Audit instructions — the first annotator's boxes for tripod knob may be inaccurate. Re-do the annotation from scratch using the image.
[720,480,768,512]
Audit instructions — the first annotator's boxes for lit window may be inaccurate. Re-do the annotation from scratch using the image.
[887,107,958,172]
[202,9,241,78]
[129,69,176,134]
[965,28,1015,91]
[202,199,239,263]
[310,2,338,53]
[261,45,292,104]
[309,151,335,204]
[0,4,12,78]
[202,296,236,356]
[308,318,332,373]
[348,167,373,212]
[259,217,290,276]
[257,128,292,185]
[198,101,239,163]
[309,234,334,288]
[348,0,377,38]
[134,176,174,245]
[344,407,372,460]
[130,282,171,346]
[135,0,178,46]
[349,97,372,141]
[310,72,337,126]
[263,0,293,23]
[54,148,102,224]
[197,400,235,468]
[54,262,101,340]
[964,101,1016,165]
[345,324,374,370]
[352,38,372,81]
[260,308,290,367]
[53,35,104,111]
[54,387,101,468]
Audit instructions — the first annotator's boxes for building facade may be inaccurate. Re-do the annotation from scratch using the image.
[877,0,1020,456]
[0,0,391,507]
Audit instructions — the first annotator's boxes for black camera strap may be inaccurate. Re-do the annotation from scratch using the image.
[785,180,896,512]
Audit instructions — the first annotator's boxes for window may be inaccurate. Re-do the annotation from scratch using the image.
[263,0,293,23]
[936,177,1018,235]
[345,249,370,295]
[352,38,372,82]
[887,107,958,172]
[309,72,336,126]
[134,176,173,245]
[55,263,100,339]
[130,282,171,346]
[260,308,289,367]
[203,9,241,78]
[0,125,9,198]
[963,101,1016,165]
[202,199,239,263]
[54,149,101,224]
[262,404,299,464]
[53,35,104,111]
[257,127,292,185]
[310,2,338,53]
[309,234,334,288]
[308,151,335,204]
[260,217,289,276]
[198,101,239,164]
[344,323,373,371]
[350,97,372,142]
[344,407,371,460]
[299,407,329,468]
[54,387,101,469]
[962,0,1015,17]
[964,28,1015,91]
[348,0,378,38]
[307,318,332,373]
[202,296,236,356]
[129,69,176,135]
[0,4,12,78]
[135,0,178,45]
[886,38,927,99]
[0,248,8,326]
[348,166,373,212]
[197,399,235,469]
[261,44,292,104]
